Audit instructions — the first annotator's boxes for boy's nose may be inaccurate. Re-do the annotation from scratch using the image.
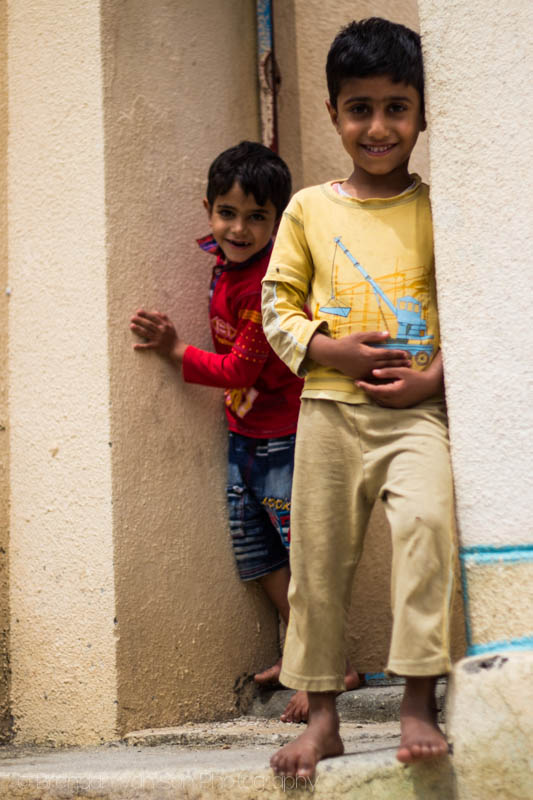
[231,217,247,234]
[367,113,389,139]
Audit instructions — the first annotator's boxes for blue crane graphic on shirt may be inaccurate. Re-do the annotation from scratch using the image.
[319,237,434,366]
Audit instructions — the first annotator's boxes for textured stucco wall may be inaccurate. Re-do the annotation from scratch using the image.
[418,0,533,657]
[274,0,465,673]
[0,0,11,741]
[418,0,533,547]
[102,1,278,733]
[7,0,118,744]
[420,0,533,654]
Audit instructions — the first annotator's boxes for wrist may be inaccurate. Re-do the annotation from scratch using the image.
[307,331,337,368]
[419,364,443,399]
[169,340,188,366]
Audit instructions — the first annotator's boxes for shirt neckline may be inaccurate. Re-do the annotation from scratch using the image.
[321,174,422,209]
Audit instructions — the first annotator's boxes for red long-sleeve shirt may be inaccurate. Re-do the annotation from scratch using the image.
[182,238,303,438]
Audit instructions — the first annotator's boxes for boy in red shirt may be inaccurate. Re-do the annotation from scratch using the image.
[130,142,307,705]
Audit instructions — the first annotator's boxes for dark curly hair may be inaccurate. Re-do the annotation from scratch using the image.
[326,18,425,116]
[206,141,292,219]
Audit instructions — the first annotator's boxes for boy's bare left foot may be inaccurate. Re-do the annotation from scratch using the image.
[271,693,343,779]
[396,676,449,763]
[254,656,282,687]
[280,663,361,723]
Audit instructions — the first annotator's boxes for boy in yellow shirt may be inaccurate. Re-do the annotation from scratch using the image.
[262,17,454,778]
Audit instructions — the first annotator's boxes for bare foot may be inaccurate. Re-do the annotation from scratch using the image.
[271,693,343,779]
[344,662,361,692]
[281,690,308,723]
[280,662,360,723]
[254,656,282,687]
[396,677,449,763]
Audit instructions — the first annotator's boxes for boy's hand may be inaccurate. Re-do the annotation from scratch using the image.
[308,330,411,380]
[356,351,444,408]
[130,309,187,364]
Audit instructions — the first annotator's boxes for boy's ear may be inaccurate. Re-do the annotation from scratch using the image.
[326,99,340,132]
[203,197,212,216]
[420,114,427,132]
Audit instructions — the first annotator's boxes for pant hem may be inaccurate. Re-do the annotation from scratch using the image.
[279,667,345,693]
[239,556,289,582]
[386,656,451,677]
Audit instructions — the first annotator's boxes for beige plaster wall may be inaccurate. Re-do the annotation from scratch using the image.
[102,0,279,733]
[465,561,533,646]
[418,0,533,665]
[274,0,465,674]
[0,0,11,741]
[418,0,533,549]
[7,0,117,744]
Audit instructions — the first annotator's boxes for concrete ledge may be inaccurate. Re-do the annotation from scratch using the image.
[446,651,533,800]
[122,718,401,752]
[0,719,456,799]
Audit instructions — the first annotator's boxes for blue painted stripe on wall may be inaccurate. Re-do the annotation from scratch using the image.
[460,544,533,565]
[460,544,532,554]
[467,635,533,656]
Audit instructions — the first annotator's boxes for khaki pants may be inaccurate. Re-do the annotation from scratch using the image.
[280,398,455,692]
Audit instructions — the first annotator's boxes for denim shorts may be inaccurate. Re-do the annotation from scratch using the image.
[227,431,294,581]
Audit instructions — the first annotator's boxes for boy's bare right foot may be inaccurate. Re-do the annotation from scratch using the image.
[280,690,308,723]
[271,693,343,779]
[396,676,449,763]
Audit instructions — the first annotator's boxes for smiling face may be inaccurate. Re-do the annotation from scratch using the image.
[205,181,278,263]
[327,74,426,196]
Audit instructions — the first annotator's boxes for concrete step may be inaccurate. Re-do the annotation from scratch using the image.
[0,717,456,800]
[247,681,447,723]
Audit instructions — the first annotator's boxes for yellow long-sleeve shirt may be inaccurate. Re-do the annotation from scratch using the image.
[262,176,440,404]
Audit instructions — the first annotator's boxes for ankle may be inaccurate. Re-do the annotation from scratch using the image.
[405,676,437,693]
[402,677,438,711]
[308,692,339,726]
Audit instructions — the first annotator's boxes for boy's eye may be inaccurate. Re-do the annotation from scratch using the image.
[217,208,234,218]
[349,104,369,115]
[389,103,408,113]
[250,212,267,221]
